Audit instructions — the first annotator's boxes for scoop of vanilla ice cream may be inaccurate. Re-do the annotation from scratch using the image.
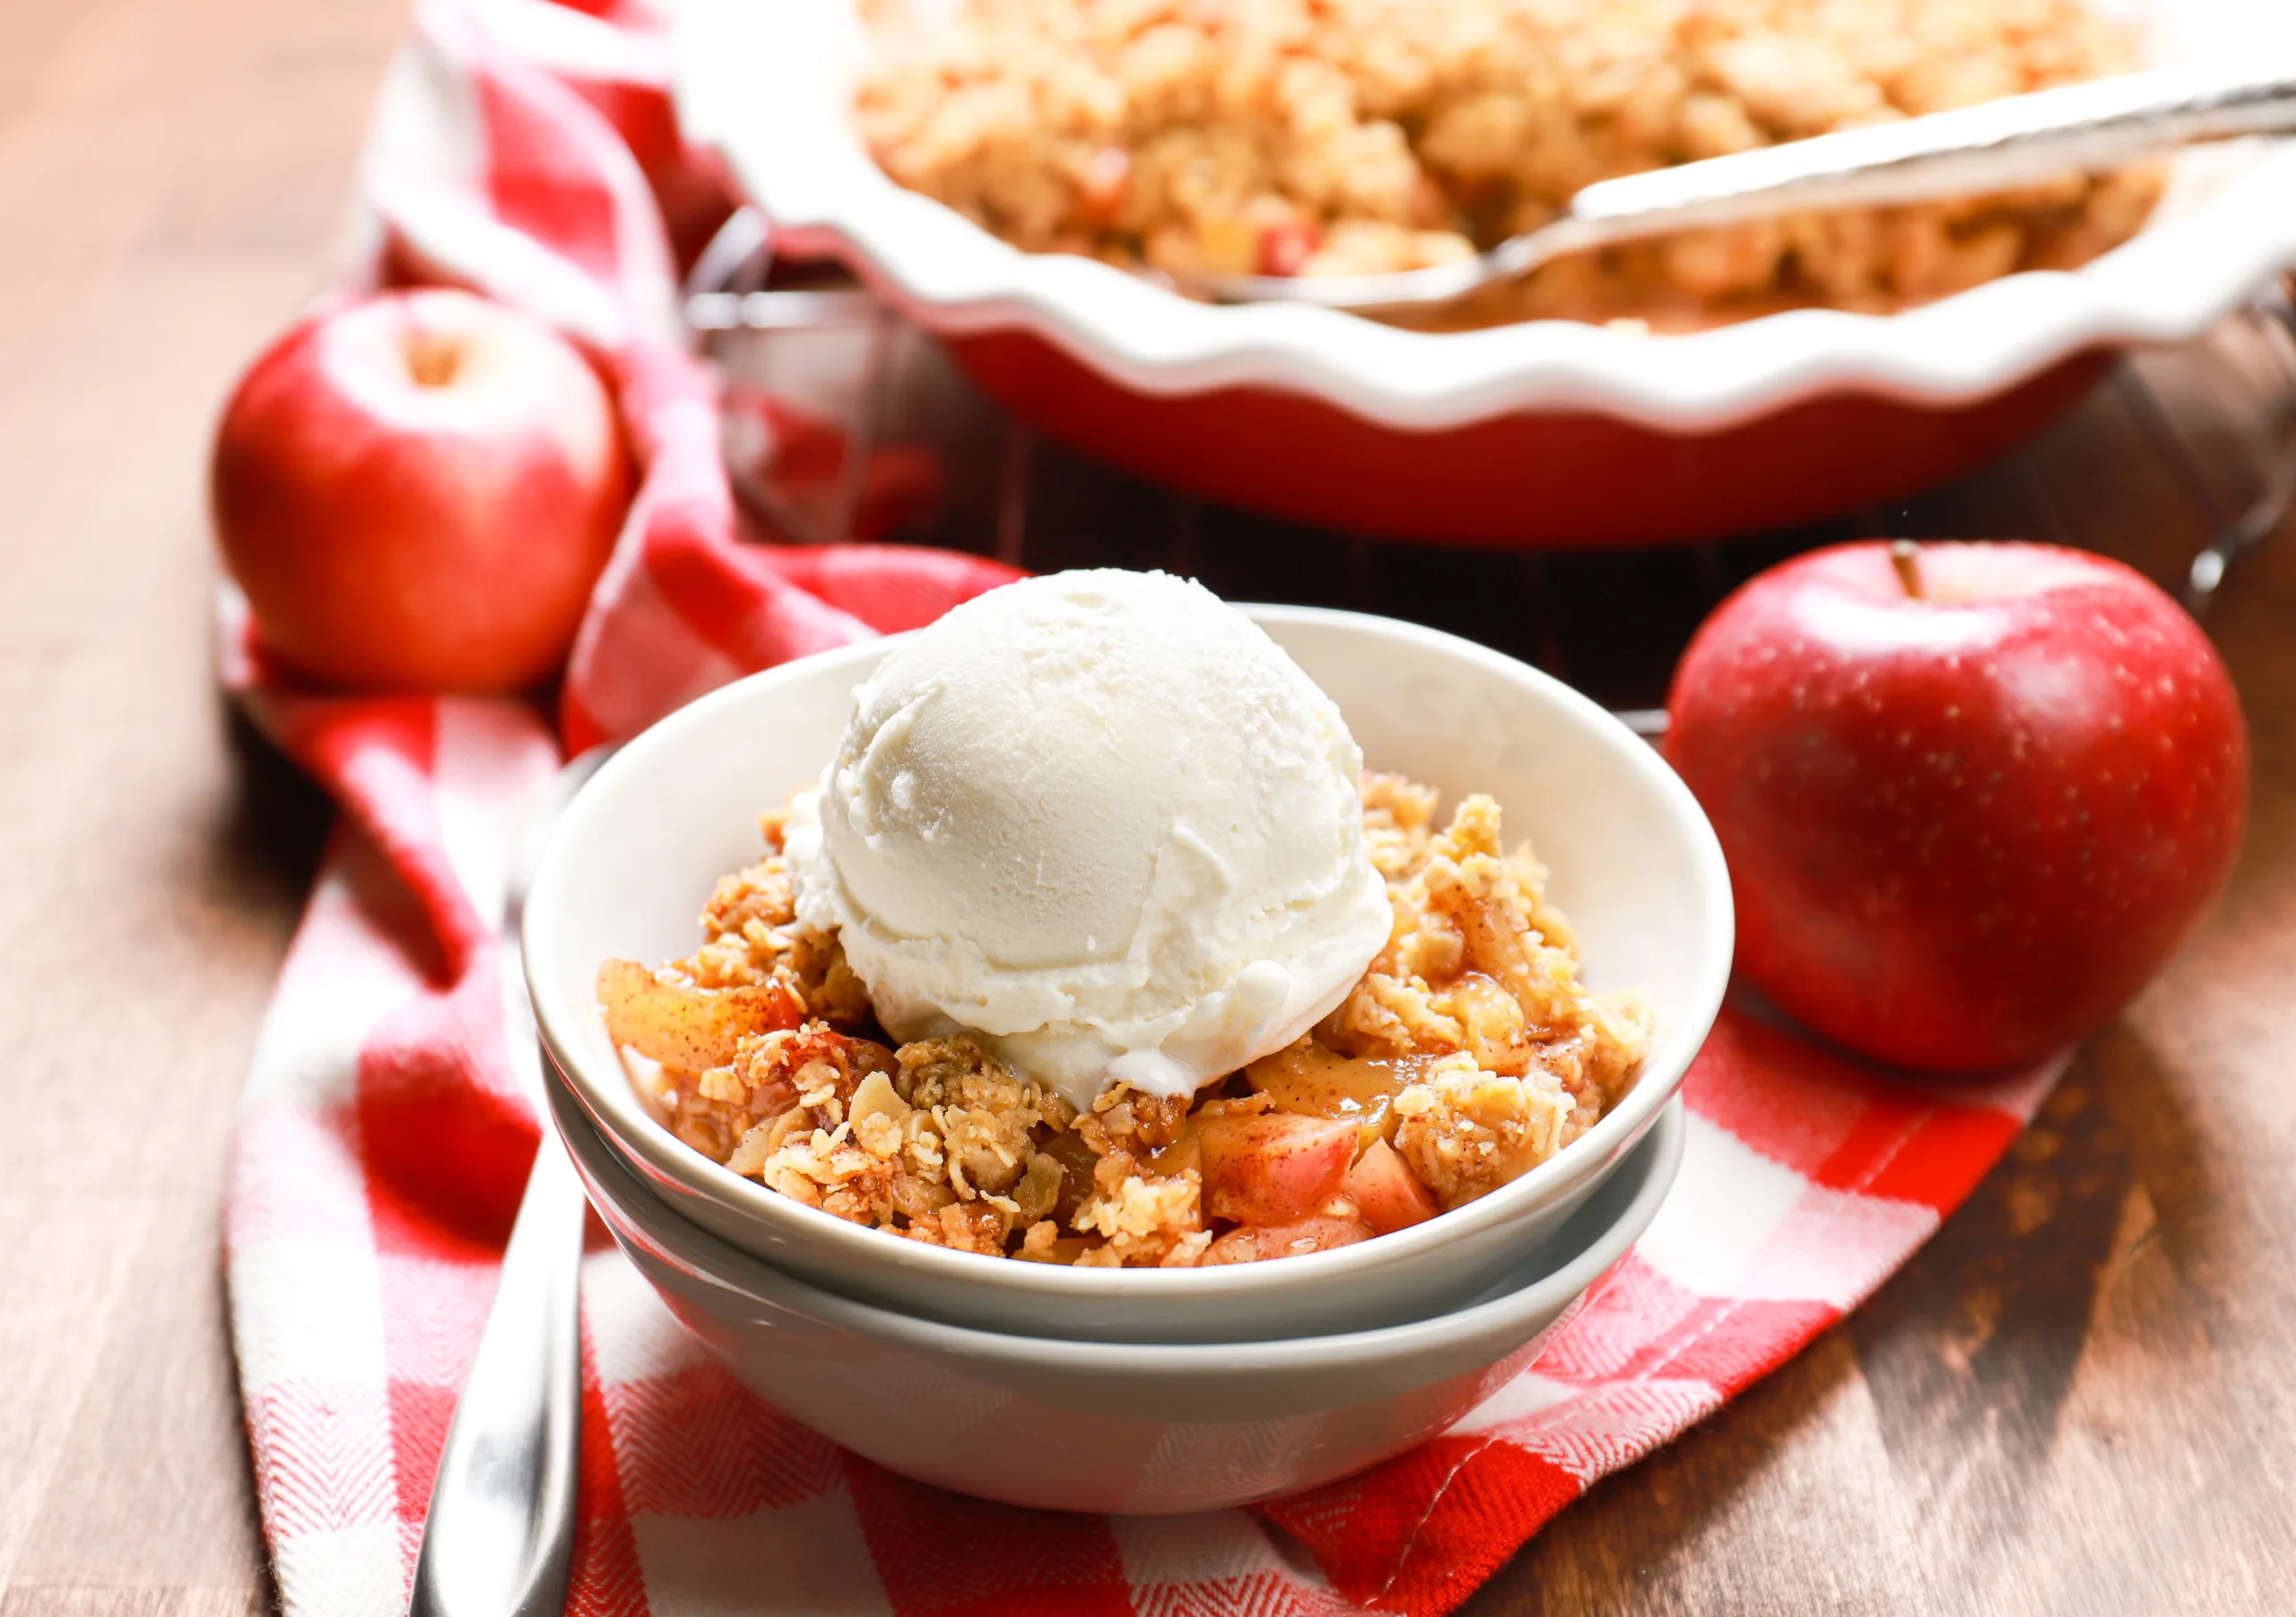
[785,569,1392,1112]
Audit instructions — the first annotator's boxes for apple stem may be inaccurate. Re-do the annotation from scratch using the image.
[1890,540,1925,600]
[406,332,463,389]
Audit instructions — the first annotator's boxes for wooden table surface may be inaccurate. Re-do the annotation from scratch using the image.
[4,0,2293,1613]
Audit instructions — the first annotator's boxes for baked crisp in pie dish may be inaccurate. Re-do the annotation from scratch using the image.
[599,775,1652,1267]
[855,0,2159,326]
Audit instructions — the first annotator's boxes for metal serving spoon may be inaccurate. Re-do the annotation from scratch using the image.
[1178,58,2296,312]
[409,746,614,1617]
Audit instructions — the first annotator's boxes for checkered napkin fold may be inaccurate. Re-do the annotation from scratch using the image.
[220,3,2062,1613]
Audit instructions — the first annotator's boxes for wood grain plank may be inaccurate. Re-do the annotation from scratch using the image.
[0,0,396,1611]
[1462,1331,1940,1616]
[5,1178,266,1593]
[0,1591,266,1617]
[0,1196,152,1590]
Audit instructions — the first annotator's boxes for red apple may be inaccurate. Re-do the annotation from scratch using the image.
[1667,540,2248,1072]
[212,288,631,693]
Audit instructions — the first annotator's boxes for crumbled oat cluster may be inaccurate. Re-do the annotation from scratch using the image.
[600,778,1651,1265]
[1326,778,1650,1205]
[856,0,2155,326]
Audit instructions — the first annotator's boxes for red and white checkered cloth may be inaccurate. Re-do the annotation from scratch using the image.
[221,4,2064,1613]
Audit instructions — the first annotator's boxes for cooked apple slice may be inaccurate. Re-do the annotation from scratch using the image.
[1245,1038,1431,1143]
[1147,1123,1202,1182]
[1200,1212,1374,1265]
[1341,1138,1439,1235]
[1198,1113,1358,1225]
[596,958,804,1072]
[1034,1127,1102,1226]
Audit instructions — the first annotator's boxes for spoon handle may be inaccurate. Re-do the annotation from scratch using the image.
[1567,59,2296,244]
[405,745,615,1617]
[408,1135,587,1617]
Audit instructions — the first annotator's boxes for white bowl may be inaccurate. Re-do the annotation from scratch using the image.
[526,604,1732,1342]
[552,1067,1685,1514]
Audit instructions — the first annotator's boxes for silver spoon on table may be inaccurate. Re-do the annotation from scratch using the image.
[1175,58,2296,313]
[409,746,614,1617]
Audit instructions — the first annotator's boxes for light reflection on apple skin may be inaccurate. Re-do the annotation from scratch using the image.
[1794,588,2014,657]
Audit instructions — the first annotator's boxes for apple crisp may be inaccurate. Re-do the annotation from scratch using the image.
[599,776,1651,1266]
[856,0,2157,327]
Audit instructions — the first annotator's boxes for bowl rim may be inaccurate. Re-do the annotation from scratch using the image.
[556,1068,1687,1369]
[674,0,2296,434]
[524,603,1733,1304]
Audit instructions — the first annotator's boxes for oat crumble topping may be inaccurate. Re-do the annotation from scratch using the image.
[599,775,1652,1266]
[855,0,2156,328]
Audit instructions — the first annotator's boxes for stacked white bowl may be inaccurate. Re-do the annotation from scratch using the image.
[525,607,1732,1512]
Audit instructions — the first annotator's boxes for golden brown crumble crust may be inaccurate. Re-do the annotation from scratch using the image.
[856,0,2154,329]
[602,774,1649,1265]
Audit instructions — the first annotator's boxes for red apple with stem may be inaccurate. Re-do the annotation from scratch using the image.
[1666,540,2248,1072]
[212,287,631,694]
